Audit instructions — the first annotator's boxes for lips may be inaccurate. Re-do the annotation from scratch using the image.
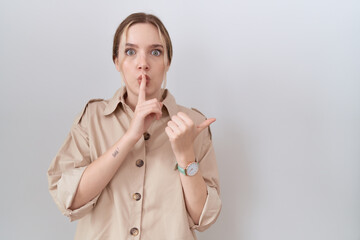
[137,74,150,81]
[137,74,150,85]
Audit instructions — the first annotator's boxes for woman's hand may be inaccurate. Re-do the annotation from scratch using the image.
[127,74,163,141]
[165,112,215,163]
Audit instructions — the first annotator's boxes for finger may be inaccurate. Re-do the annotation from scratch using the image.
[139,106,162,118]
[138,74,146,104]
[138,98,159,108]
[135,104,162,122]
[137,101,162,114]
[149,113,157,121]
[137,98,161,110]
[196,118,216,135]
[167,121,181,135]
[156,111,162,120]
[177,112,194,127]
[165,126,176,140]
[156,102,163,120]
[171,115,186,131]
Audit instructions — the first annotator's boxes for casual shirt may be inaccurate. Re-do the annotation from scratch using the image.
[47,87,221,240]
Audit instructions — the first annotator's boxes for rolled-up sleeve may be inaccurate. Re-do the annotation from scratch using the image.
[47,104,100,222]
[189,125,222,232]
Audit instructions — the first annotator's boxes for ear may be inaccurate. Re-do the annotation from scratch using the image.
[114,57,121,72]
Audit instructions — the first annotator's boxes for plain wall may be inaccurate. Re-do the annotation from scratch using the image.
[0,0,359,239]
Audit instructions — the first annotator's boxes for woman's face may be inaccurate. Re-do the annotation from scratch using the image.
[115,23,168,100]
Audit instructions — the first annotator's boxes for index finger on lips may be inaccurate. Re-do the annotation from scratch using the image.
[138,74,146,104]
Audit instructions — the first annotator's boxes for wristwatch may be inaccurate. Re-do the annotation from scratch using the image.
[176,159,199,176]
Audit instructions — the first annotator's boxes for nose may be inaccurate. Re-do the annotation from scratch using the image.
[137,53,149,71]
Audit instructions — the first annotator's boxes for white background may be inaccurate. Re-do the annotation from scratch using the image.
[0,0,359,239]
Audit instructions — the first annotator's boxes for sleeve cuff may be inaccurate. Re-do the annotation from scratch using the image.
[64,195,100,222]
[56,166,100,221]
[190,185,222,232]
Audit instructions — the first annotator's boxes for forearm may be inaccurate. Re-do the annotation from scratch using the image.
[165,112,215,225]
[177,151,208,225]
[70,133,138,210]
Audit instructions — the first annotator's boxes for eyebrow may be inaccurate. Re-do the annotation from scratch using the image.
[126,43,164,48]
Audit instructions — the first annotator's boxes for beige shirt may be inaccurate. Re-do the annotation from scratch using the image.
[47,88,221,240]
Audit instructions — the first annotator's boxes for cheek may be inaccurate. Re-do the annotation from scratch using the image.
[120,61,136,85]
[152,61,166,73]
[121,61,132,74]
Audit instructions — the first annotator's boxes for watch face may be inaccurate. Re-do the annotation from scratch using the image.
[187,162,199,176]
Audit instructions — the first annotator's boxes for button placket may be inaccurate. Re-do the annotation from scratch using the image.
[129,144,146,239]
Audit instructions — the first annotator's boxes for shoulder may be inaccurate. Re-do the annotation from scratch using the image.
[164,90,207,123]
[74,98,106,125]
[177,105,207,122]
[84,98,107,112]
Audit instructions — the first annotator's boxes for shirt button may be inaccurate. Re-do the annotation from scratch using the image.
[136,159,144,167]
[133,193,141,201]
[130,227,139,236]
[143,132,150,140]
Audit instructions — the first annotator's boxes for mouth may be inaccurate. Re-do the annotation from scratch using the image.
[137,74,150,85]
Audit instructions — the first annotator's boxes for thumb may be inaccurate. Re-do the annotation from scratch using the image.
[196,118,216,136]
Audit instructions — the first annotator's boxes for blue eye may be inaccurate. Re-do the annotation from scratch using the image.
[151,49,161,56]
[125,49,136,56]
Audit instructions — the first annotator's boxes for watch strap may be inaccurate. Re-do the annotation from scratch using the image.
[176,159,198,176]
[177,164,186,175]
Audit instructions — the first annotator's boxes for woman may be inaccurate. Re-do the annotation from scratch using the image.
[48,12,221,240]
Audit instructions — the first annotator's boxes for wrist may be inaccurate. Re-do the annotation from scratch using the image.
[176,158,199,177]
[123,131,140,145]
[175,149,196,167]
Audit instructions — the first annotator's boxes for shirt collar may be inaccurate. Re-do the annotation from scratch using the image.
[103,87,179,117]
[103,87,126,116]
[161,89,179,118]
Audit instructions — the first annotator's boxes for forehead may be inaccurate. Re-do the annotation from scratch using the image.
[126,23,162,45]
